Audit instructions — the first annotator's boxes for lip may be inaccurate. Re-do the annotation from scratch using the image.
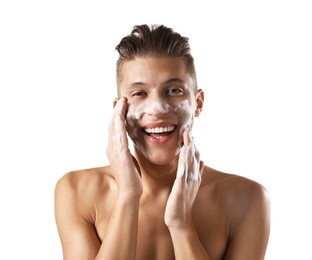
[140,121,178,144]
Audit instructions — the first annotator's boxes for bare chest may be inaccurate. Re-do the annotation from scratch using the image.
[94,196,228,260]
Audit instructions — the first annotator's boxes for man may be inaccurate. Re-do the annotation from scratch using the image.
[55,24,270,260]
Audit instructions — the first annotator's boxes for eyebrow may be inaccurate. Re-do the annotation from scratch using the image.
[164,78,185,84]
[128,81,145,88]
[127,78,185,88]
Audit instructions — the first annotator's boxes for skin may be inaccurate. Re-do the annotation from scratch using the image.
[55,56,270,259]
[126,94,195,159]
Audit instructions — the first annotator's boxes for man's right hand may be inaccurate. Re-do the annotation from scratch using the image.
[106,97,143,198]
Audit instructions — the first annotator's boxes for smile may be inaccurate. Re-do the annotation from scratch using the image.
[141,125,177,143]
[144,126,175,134]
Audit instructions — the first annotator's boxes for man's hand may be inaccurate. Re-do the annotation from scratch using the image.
[106,97,143,198]
[164,129,209,259]
[164,128,204,229]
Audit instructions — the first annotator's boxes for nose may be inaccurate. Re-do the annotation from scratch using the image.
[145,99,170,116]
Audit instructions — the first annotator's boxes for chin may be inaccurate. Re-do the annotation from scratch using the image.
[135,146,179,166]
[149,153,178,166]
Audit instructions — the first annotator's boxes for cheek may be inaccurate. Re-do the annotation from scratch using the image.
[127,102,144,119]
[125,103,145,140]
[174,100,195,128]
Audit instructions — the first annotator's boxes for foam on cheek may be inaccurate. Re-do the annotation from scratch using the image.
[175,100,194,128]
[126,100,170,140]
[126,105,143,134]
[174,100,195,154]
[125,99,195,158]
[126,103,147,156]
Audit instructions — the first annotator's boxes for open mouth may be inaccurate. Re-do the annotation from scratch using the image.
[144,126,175,134]
[142,125,177,140]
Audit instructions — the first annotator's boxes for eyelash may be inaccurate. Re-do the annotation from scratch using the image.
[167,88,184,95]
[130,88,184,98]
[131,91,147,97]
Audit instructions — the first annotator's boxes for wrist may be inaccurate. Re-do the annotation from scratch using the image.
[166,220,194,233]
[117,182,143,198]
[167,223,197,240]
[117,190,142,203]
[165,212,194,230]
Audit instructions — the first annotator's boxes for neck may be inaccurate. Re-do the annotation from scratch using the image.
[135,151,178,196]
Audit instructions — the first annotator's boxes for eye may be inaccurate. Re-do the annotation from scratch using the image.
[167,88,184,96]
[131,91,147,98]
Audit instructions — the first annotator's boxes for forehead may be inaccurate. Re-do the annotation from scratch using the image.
[119,56,193,88]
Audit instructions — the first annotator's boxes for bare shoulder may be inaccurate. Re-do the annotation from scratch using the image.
[201,166,270,220]
[200,167,270,257]
[54,166,116,218]
[55,166,114,193]
[202,165,269,196]
[54,167,116,258]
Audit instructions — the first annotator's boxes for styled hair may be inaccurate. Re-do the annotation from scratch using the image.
[115,24,197,93]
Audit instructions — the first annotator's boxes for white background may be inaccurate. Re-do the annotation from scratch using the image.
[0,0,311,259]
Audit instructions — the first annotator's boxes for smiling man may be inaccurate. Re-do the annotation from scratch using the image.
[55,24,270,260]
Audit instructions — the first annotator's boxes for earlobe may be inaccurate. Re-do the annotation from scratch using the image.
[195,89,204,117]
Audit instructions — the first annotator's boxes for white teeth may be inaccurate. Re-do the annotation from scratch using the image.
[144,126,175,134]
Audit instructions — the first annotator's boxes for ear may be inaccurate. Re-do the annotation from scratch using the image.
[195,89,204,117]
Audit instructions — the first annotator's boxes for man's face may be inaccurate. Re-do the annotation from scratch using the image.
[119,56,201,165]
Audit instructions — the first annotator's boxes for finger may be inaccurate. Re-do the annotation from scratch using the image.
[109,98,124,135]
[108,97,128,149]
[115,97,127,119]
[113,97,128,134]
[186,146,202,182]
[177,146,187,179]
[183,127,190,147]
[194,146,201,169]
[132,156,142,176]
[199,160,204,176]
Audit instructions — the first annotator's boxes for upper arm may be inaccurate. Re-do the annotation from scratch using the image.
[224,184,271,260]
[54,174,101,260]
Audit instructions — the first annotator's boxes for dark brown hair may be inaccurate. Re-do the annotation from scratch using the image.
[115,24,197,93]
